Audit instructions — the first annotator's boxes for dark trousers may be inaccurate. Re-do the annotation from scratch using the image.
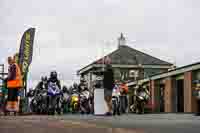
[120,95,128,113]
[6,88,19,112]
[197,100,200,114]
[7,89,18,102]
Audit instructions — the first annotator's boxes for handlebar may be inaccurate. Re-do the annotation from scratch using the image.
[0,77,4,81]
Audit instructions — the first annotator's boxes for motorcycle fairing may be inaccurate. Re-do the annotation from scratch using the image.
[47,82,61,96]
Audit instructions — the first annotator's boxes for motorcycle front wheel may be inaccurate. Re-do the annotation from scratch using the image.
[137,102,144,114]
[56,108,62,115]
[112,101,117,115]
[49,108,55,115]
[72,103,78,114]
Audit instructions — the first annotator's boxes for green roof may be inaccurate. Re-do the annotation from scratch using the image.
[78,45,172,74]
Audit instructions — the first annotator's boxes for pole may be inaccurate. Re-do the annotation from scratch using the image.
[23,70,28,97]
[102,43,105,72]
[20,70,28,113]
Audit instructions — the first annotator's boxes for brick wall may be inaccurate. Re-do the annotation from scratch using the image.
[164,77,173,112]
[184,71,198,112]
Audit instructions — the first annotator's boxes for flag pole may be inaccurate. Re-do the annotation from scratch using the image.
[24,71,28,97]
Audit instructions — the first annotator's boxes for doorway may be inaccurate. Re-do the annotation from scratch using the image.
[197,100,200,113]
[159,84,165,112]
[176,79,184,112]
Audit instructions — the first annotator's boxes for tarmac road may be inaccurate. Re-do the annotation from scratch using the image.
[0,114,200,133]
[61,113,200,133]
[0,115,143,133]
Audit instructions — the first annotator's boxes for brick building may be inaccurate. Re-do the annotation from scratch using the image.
[127,62,200,113]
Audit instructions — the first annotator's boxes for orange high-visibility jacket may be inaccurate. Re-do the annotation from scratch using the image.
[7,63,23,89]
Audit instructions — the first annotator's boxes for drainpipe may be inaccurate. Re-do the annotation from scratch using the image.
[149,77,154,112]
[149,77,153,112]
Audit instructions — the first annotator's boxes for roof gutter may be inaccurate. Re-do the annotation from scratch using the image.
[127,62,200,87]
[78,64,172,75]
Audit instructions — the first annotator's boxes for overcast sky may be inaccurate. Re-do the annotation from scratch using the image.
[0,0,200,88]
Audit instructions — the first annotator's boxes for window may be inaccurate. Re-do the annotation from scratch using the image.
[114,68,121,80]
[129,70,139,78]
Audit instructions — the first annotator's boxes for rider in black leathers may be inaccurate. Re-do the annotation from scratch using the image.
[47,71,61,109]
[28,76,48,114]
[78,79,92,114]
[72,83,79,92]
[35,76,48,95]
[78,79,88,93]
[47,71,61,90]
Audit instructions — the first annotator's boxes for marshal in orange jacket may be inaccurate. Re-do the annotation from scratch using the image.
[7,63,23,89]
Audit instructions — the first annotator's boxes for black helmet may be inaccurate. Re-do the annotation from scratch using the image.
[73,83,78,89]
[41,76,45,81]
[27,88,34,97]
[137,86,142,92]
[50,71,57,79]
[80,78,86,83]
[62,85,68,92]
[44,76,48,81]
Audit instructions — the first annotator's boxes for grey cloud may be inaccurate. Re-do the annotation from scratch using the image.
[1,0,200,88]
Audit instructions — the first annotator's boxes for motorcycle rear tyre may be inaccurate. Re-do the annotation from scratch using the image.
[57,109,61,115]
[113,102,117,116]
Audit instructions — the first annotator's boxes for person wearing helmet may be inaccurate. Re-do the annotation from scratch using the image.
[68,86,73,95]
[44,76,48,81]
[46,71,61,111]
[73,83,78,90]
[44,76,48,83]
[61,85,71,113]
[35,76,48,94]
[62,86,68,93]
[78,79,88,93]
[47,71,61,90]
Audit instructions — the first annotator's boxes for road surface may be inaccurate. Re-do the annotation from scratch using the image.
[0,113,200,133]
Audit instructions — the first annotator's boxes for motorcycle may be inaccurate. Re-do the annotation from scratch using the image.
[61,91,71,113]
[88,90,94,114]
[37,89,48,114]
[0,88,3,110]
[79,90,91,114]
[47,82,62,115]
[70,89,79,113]
[27,89,39,113]
[27,88,48,114]
[112,87,121,116]
[135,91,149,114]
[1,90,8,115]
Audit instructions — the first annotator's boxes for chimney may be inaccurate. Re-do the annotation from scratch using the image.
[118,33,126,49]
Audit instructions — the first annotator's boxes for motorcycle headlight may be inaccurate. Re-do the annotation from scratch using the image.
[74,97,79,101]
[33,100,37,104]
[138,96,144,100]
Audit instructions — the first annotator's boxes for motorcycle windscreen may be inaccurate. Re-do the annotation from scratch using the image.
[48,82,59,92]
[63,93,70,100]
[82,91,90,99]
